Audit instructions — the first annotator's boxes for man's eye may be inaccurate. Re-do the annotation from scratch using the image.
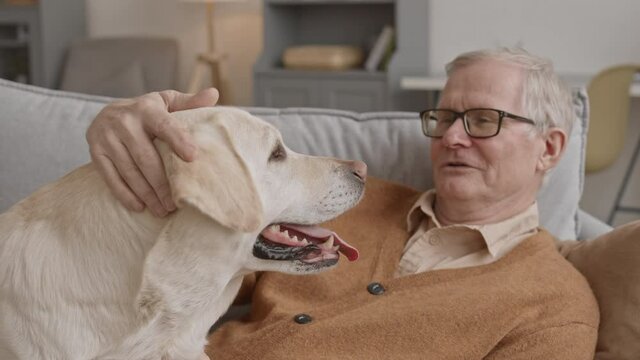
[269,144,286,162]
[472,116,497,124]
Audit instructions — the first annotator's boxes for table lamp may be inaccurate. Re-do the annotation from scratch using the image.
[181,0,245,102]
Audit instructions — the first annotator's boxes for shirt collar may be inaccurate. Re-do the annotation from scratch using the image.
[407,189,439,232]
[406,190,539,257]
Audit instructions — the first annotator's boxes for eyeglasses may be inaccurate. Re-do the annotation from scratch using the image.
[420,108,536,138]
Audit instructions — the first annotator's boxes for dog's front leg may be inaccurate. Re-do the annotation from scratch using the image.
[95,210,249,360]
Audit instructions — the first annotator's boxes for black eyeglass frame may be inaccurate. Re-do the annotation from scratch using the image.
[419,108,536,139]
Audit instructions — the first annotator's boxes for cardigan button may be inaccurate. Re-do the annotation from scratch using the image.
[293,313,312,324]
[429,234,441,246]
[367,282,385,295]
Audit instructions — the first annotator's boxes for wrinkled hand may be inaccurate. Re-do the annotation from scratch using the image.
[86,88,219,217]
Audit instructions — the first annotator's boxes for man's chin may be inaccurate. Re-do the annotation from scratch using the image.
[435,180,481,200]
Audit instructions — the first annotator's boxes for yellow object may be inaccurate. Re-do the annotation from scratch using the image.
[282,45,364,71]
[586,64,640,173]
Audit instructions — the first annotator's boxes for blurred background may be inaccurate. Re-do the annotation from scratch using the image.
[0,0,638,226]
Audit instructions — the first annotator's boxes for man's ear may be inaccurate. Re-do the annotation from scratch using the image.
[537,127,567,172]
[157,126,264,233]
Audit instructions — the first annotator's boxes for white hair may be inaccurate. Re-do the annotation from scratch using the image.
[445,47,574,136]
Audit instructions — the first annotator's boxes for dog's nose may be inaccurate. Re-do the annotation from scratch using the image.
[352,160,367,182]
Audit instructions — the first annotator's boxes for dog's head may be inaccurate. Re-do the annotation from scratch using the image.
[158,107,365,274]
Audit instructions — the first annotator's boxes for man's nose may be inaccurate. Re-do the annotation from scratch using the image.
[440,118,471,147]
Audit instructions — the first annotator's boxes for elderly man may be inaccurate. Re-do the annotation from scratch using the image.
[87,48,599,359]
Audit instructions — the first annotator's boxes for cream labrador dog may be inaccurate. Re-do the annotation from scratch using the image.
[0,107,366,360]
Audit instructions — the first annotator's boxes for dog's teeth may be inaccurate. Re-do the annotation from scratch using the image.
[321,236,334,250]
[269,225,279,232]
[292,236,299,242]
[283,230,290,238]
[301,239,310,245]
[332,245,340,252]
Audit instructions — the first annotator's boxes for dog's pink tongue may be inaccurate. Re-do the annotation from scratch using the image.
[285,224,359,261]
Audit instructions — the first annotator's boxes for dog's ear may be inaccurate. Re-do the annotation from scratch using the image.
[157,124,264,233]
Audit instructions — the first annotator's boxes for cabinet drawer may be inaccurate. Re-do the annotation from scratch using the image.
[256,77,319,108]
[255,74,387,111]
[321,78,386,112]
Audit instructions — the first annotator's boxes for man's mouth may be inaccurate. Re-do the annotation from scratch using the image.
[444,161,473,168]
[253,224,359,267]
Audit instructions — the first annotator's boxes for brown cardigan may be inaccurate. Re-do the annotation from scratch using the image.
[206,178,599,359]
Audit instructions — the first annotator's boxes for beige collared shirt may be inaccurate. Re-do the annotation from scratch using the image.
[394,189,539,278]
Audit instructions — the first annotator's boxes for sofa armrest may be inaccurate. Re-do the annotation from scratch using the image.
[577,209,613,241]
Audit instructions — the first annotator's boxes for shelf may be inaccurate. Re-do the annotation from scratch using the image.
[0,3,37,13]
[254,0,430,111]
[269,0,394,5]
[0,0,85,88]
[0,3,37,9]
[0,39,28,48]
[0,4,38,23]
[257,67,387,80]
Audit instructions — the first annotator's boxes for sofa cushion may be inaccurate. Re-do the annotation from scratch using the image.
[0,79,588,240]
[0,80,109,212]
[558,220,640,360]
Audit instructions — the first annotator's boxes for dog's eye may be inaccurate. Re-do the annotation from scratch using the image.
[269,143,286,162]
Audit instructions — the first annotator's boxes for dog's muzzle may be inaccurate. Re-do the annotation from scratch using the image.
[252,224,358,266]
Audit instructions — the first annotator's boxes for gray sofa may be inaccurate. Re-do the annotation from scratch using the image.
[0,78,611,241]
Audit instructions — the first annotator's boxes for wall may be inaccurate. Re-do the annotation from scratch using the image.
[86,0,262,106]
[427,0,640,75]
[87,0,640,105]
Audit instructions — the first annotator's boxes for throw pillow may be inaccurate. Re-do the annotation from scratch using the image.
[558,220,640,360]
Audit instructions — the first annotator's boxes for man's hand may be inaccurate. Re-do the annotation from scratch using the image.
[86,88,219,217]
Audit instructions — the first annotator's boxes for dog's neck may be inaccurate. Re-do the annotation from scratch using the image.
[156,206,255,273]
[142,206,255,309]
[100,206,253,359]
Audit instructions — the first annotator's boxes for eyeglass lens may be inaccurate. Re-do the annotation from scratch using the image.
[423,109,501,138]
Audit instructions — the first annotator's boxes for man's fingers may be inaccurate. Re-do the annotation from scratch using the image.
[186,87,219,109]
[106,138,168,217]
[159,88,219,112]
[145,89,219,163]
[119,125,176,212]
[91,153,144,212]
[144,113,198,162]
[86,89,219,214]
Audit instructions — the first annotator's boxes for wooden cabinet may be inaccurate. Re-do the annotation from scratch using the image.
[254,0,429,112]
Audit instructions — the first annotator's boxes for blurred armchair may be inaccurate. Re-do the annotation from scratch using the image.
[59,37,178,98]
[585,64,640,224]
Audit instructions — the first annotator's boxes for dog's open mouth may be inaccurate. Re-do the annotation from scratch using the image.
[253,224,359,267]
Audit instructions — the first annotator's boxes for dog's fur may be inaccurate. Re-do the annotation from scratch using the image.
[0,107,365,360]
